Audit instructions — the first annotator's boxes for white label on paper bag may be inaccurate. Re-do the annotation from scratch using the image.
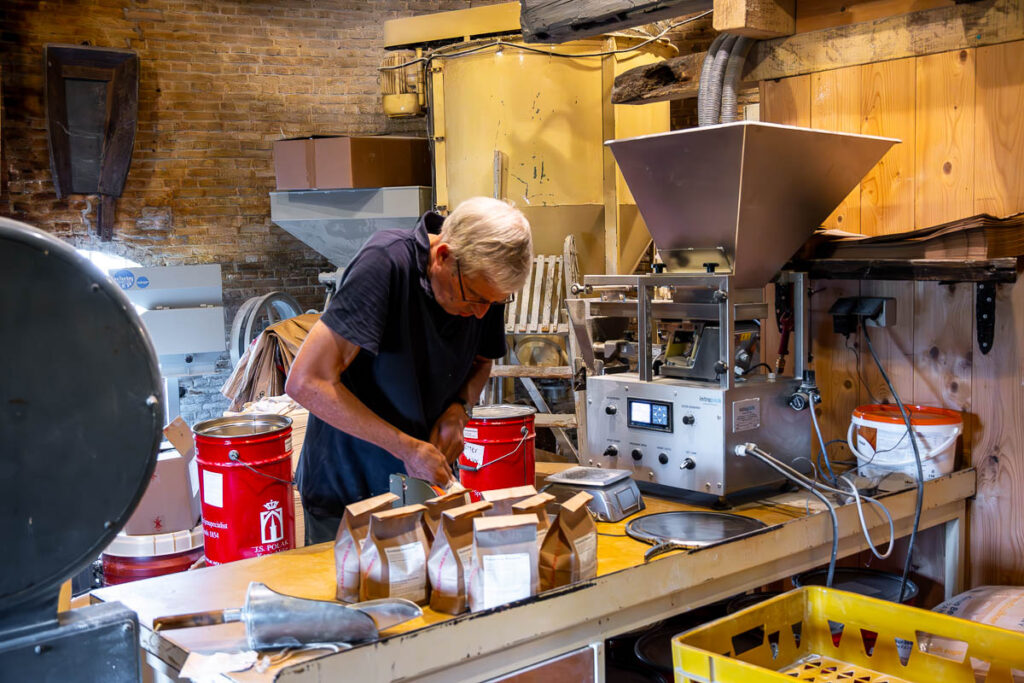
[385,542,427,603]
[574,533,598,580]
[463,442,485,466]
[456,545,474,570]
[202,469,223,508]
[433,547,458,594]
[463,427,479,440]
[481,553,531,610]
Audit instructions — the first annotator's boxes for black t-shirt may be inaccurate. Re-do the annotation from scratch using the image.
[296,212,507,517]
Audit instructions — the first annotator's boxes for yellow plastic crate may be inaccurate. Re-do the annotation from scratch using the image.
[672,587,1024,683]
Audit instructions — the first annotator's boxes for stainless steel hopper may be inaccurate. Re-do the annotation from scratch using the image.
[606,122,897,288]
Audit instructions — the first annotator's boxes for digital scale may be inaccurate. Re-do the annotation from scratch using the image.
[543,467,645,522]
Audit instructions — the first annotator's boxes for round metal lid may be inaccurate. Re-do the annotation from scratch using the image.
[625,511,767,547]
[0,218,163,616]
[471,404,537,419]
[193,414,292,438]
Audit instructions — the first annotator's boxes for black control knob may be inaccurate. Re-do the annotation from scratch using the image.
[603,445,618,457]
[681,458,696,470]
[703,262,718,273]
[631,449,643,461]
[605,405,617,415]
[658,453,669,465]
[682,414,695,425]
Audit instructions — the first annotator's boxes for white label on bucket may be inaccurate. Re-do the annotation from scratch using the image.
[285,436,293,453]
[385,542,427,603]
[463,427,479,440]
[188,457,200,498]
[481,553,531,610]
[202,469,223,508]
[463,442,485,466]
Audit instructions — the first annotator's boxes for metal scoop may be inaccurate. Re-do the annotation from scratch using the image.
[153,582,422,650]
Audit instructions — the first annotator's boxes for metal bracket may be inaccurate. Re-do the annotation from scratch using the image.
[572,361,587,392]
[976,282,996,355]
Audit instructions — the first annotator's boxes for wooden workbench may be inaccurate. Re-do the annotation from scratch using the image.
[92,468,975,682]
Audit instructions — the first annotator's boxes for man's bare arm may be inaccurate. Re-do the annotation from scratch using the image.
[286,320,453,485]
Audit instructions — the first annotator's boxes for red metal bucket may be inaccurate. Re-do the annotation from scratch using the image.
[457,405,536,492]
[193,414,294,565]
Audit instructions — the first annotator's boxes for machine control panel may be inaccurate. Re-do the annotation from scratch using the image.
[587,373,811,496]
[626,398,672,432]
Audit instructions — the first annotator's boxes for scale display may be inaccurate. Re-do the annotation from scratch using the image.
[627,398,672,432]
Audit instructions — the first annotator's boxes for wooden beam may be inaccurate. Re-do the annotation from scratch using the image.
[519,0,712,44]
[789,257,1020,282]
[714,0,795,38]
[489,365,574,378]
[611,51,758,104]
[611,0,1022,105]
[747,0,1024,81]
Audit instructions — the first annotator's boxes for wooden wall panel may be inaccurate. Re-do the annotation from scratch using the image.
[912,282,974,465]
[760,74,811,126]
[761,43,1024,587]
[810,280,862,443]
[860,59,916,236]
[974,41,1024,218]
[970,280,1024,585]
[794,0,954,34]
[858,281,915,404]
[915,49,976,229]
[811,66,864,231]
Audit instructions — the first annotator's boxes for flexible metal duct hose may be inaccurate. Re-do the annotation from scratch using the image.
[703,33,738,126]
[697,33,729,127]
[721,36,754,123]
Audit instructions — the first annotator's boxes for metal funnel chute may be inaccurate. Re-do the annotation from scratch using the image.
[606,122,897,288]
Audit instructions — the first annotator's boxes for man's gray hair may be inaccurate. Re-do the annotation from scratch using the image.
[440,197,533,293]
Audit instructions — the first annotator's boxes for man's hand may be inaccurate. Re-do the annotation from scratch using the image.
[430,402,471,464]
[401,439,455,487]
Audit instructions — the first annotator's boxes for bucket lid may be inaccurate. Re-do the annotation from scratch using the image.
[853,404,962,426]
[471,404,537,419]
[193,413,292,438]
[103,524,204,558]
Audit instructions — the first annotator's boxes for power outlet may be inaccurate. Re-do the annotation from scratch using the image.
[829,296,897,335]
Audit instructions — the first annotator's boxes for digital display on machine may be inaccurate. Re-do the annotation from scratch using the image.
[627,398,672,432]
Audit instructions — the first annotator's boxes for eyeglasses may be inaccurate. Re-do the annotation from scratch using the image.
[455,258,515,306]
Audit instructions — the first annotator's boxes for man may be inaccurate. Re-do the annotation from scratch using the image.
[286,196,533,544]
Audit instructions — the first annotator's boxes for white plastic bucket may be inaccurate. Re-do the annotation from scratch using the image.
[847,404,962,480]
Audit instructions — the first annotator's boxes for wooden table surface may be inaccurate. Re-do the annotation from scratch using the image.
[92,467,976,681]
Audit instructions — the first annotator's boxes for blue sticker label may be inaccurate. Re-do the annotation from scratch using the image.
[112,269,135,290]
[136,276,150,289]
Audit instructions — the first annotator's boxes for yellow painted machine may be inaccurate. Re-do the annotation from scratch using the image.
[381,3,675,275]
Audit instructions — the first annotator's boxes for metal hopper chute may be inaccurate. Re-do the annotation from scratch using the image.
[606,122,897,289]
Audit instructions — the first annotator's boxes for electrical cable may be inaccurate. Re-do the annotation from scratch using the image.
[862,324,924,603]
[838,475,895,560]
[741,363,772,375]
[804,393,839,486]
[739,443,898,586]
[742,443,838,586]
[378,10,714,71]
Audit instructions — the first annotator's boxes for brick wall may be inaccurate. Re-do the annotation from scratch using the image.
[1,2,709,424]
[0,0,491,424]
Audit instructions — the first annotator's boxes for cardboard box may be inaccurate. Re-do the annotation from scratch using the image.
[273,136,430,190]
[123,417,202,536]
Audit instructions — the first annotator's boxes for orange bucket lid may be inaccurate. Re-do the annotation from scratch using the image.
[852,404,961,426]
